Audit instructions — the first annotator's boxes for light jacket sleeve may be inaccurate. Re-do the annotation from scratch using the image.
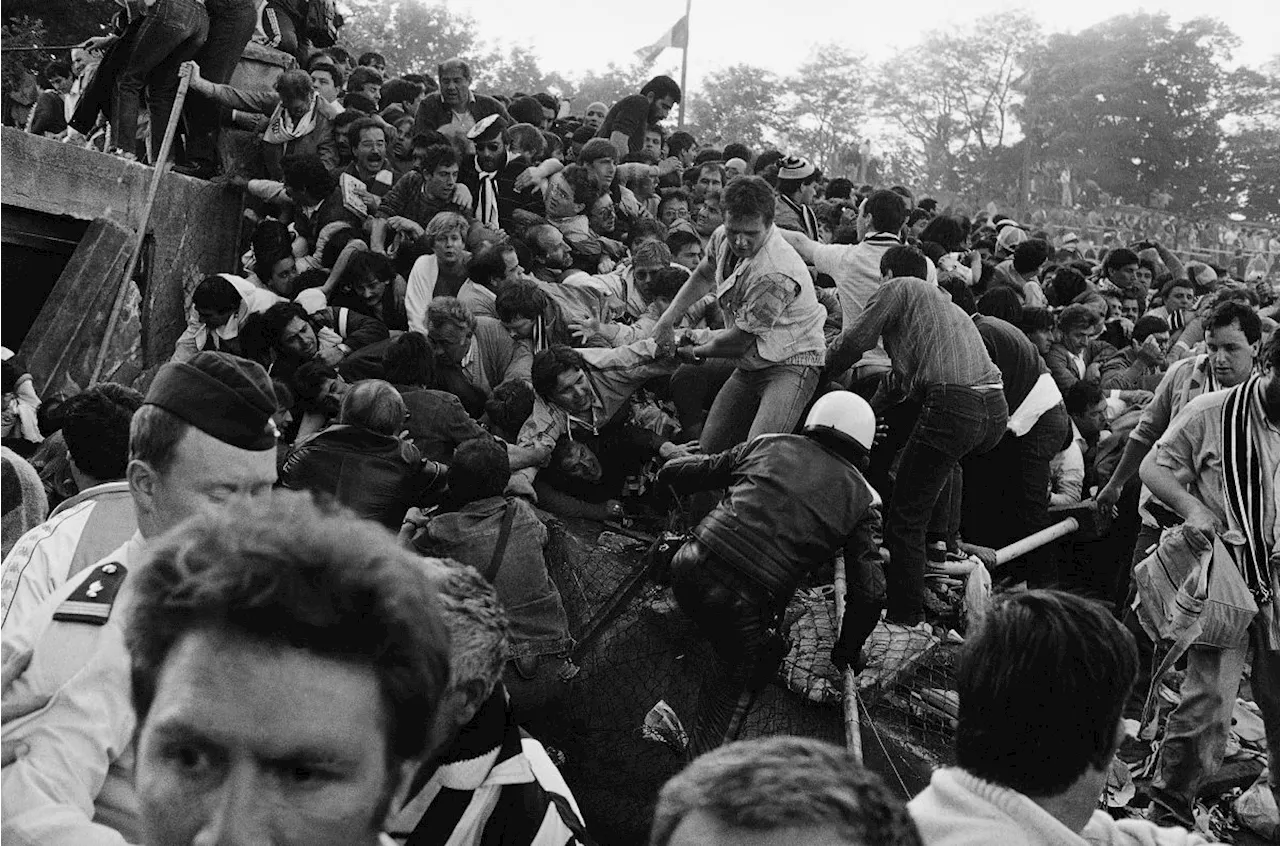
[1,581,138,846]
[404,256,438,336]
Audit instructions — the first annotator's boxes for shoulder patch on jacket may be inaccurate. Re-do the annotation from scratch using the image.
[52,561,128,625]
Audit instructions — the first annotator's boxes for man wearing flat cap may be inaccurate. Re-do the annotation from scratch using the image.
[1,352,279,845]
[459,114,551,233]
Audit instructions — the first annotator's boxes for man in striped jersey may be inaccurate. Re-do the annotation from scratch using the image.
[385,557,592,846]
[1,384,142,631]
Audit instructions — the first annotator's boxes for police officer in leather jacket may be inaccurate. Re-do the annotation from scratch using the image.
[656,390,886,755]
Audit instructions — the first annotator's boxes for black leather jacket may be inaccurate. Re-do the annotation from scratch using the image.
[658,433,882,598]
[281,425,445,529]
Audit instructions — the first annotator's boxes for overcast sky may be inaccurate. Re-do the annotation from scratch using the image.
[446,0,1278,93]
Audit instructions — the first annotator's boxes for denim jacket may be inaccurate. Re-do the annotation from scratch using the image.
[412,496,573,660]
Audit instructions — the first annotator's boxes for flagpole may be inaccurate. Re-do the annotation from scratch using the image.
[678,0,691,128]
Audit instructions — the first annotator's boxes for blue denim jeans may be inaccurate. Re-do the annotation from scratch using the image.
[183,0,256,167]
[885,385,1008,624]
[1154,619,1280,813]
[112,0,209,158]
[700,363,821,454]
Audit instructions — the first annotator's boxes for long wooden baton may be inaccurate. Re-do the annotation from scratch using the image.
[89,63,193,385]
[833,555,864,762]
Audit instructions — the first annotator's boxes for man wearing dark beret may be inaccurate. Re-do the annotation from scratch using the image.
[1,352,280,845]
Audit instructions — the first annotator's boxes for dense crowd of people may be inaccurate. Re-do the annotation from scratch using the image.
[2,30,1279,846]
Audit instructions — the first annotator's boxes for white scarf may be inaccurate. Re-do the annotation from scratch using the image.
[475,161,500,229]
[262,96,318,145]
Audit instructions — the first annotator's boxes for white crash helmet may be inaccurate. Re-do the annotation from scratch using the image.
[803,390,876,453]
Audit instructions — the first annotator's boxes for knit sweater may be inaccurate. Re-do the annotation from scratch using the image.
[908,768,1214,846]
[1,447,48,559]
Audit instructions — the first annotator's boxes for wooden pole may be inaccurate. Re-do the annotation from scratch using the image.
[677,0,691,129]
[833,555,863,763]
[89,63,192,385]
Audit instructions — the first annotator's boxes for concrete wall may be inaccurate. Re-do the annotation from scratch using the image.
[2,128,244,385]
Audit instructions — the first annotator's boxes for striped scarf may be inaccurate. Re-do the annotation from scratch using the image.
[403,690,593,846]
[475,165,500,229]
[1221,375,1272,602]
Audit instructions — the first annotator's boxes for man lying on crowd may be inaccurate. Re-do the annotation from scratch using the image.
[243,300,387,380]
[171,274,282,362]
[382,555,590,845]
[908,590,1209,845]
[403,437,575,724]
[657,391,886,753]
[511,342,696,499]
[125,492,451,846]
[650,736,922,846]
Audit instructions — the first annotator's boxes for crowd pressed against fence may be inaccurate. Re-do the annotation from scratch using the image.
[2,16,1280,846]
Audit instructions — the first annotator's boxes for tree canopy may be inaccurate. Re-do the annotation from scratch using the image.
[3,0,1273,220]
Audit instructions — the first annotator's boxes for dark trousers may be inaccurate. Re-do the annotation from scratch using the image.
[961,403,1070,586]
[671,540,786,757]
[885,386,1007,623]
[183,0,256,168]
[112,0,209,158]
